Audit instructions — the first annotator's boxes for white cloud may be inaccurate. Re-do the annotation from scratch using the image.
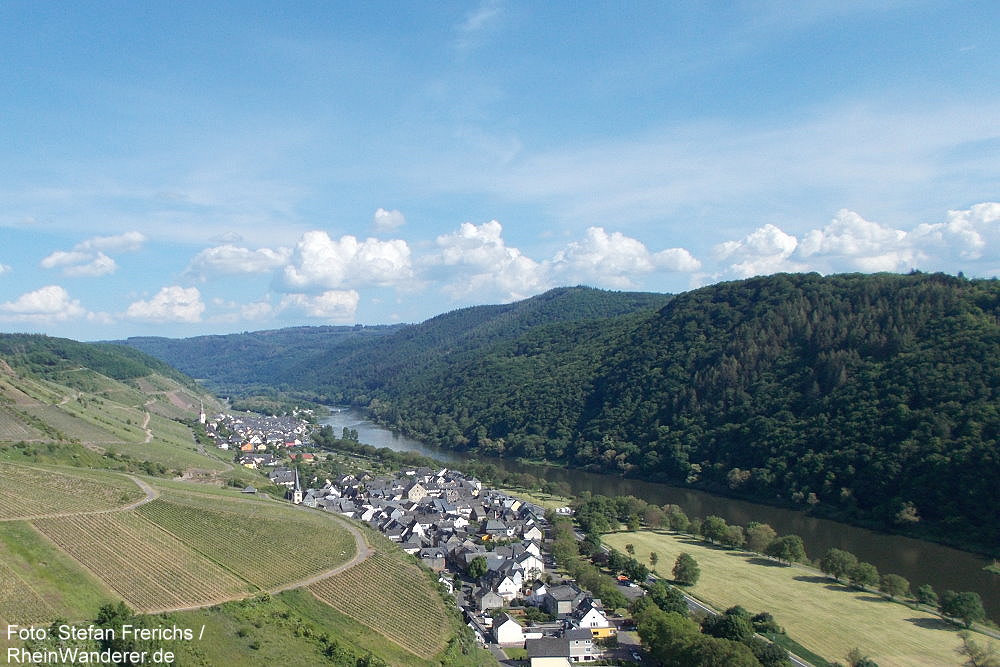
[711,202,1000,279]
[279,290,359,322]
[715,223,806,278]
[40,231,145,278]
[0,263,11,275]
[429,220,548,301]
[798,209,918,272]
[77,231,146,253]
[187,244,291,278]
[551,226,700,289]
[283,231,412,290]
[0,285,87,322]
[911,202,1000,262]
[125,286,205,323]
[373,208,406,232]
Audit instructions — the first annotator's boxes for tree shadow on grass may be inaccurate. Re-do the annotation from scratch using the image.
[906,617,955,631]
[793,575,832,584]
[745,557,787,567]
[855,595,889,604]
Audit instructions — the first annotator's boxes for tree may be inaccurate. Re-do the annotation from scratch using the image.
[647,580,689,615]
[745,522,777,553]
[915,584,938,607]
[673,552,700,585]
[626,543,635,556]
[702,611,755,644]
[764,535,807,564]
[940,591,987,628]
[722,524,746,548]
[644,505,666,529]
[468,555,488,580]
[957,630,1000,667]
[649,551,659,569]
[664,504,690,532]
[751,611,782,635]
[847,561,879,589]
[820,548,858,581]
[878,573,910,599]
[847,647,879,667]
[701,515,728,543]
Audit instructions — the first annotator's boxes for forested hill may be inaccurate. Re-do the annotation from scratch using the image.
[321,273,999,551]
[0,333,193,385]
[118,275,1000,550]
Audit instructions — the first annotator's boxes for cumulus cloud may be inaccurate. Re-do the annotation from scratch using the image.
[552,226,700,288]
[42,251,117,277]
[283,231,412,290]
[373,208,406,232]
[279,290,359,322]
[125,286,205,323]
[41,231,145,277]
[187,244,291,278]
[0,285,87,322]
[711,202,1000,280]
[715,223,807,278]
[429,220,548,301]
[799,209,919,272]
[911,202,999,263]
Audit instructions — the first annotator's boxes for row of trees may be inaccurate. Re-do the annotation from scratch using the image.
[819,547,987,628]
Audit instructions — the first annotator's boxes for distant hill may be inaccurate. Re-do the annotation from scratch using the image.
[118,324,403,390]
[118,276,1000,551]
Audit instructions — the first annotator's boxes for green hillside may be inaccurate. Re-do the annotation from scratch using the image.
[0,333,495,667]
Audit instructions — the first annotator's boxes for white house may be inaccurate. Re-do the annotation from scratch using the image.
[493,614,525,647]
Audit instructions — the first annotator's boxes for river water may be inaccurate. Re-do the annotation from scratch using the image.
[321,407,999,621]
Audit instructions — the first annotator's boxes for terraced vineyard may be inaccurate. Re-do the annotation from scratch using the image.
[33,511,251,611]
[137,494,356,588]
[0,405,45,441]
[0,559,54,624]
[0,463,144,519]
[309,550,450,659]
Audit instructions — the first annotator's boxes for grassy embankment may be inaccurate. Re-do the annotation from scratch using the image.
[603,530,969,667]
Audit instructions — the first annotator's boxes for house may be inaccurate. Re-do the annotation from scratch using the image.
[493,613,525,647]
[475,588,504,613]
[566,628,599,661]
[544,584,585,617]
[419,547,447,572]
[574,599,614,639]
[525,637,571,667]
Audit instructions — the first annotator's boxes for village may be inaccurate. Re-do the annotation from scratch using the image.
[202,411,638,664]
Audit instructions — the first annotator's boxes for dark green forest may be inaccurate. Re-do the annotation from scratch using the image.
[0,333,191,383]
[121,275,1000,551]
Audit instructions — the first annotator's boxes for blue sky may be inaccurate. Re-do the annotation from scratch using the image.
[1,1,998,340]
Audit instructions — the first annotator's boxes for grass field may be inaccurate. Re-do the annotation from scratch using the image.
[0,463,144,518]
[309,549,451,660]
[0,521,114,625]
[603,530,967,666]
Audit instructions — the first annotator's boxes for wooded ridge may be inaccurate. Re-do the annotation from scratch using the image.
[122,274,1000,552]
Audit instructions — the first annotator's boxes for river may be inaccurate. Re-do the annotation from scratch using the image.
[321,407,1000,622]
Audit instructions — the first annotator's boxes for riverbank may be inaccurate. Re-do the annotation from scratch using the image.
[603,530,971,667]
[319,407,1000,623]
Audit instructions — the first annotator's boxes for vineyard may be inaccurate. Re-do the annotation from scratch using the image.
[137,495,356,588]
[308,550,450,659]
[33,511,251,611]
[0,405,45,441]
[0,559,53,625]
[0,463,144,519]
